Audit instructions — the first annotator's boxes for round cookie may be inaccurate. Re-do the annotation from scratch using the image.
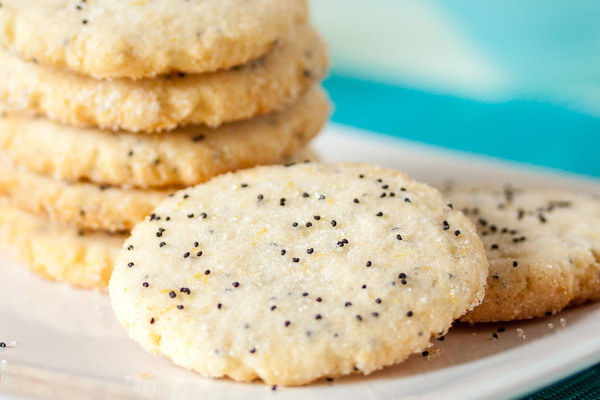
[0,85,328,189]
[0,200,124,290]
[0,148,321,232]
[0,0,308,79]
[441,184,600,322]
[0,25,328,132]
[109,163,488,385]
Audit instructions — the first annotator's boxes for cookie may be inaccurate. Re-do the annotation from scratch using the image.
[0,85,328,189]
[441,184,600,322]
[0,0,308,79]
[0,25,328,132]
[0,156,169,232]
[0,147,321,232]
[109,163,488,385]
[280,146,321,165]
[0,200,124,290]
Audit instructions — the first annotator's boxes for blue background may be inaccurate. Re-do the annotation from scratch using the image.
[324,74,600,178]
[312,0,600,180]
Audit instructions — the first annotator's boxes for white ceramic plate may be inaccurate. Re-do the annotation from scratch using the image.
[1,124,599,400]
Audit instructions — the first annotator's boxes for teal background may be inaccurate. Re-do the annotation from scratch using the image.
[323,75,600,179]
[311,0,600,180]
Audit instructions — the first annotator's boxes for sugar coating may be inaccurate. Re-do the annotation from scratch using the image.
[0,156,170,232]
[442,184,600,322]
[109,163,488,385]
[0,0,308,79]
[0,148,320,233]
[0,85,328,189]
[0,25,328,132]
[0,200,124,289]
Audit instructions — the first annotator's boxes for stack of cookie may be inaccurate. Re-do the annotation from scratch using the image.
[0,0,329,289]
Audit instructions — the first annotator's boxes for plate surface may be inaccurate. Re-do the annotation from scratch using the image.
[1,124,599,400]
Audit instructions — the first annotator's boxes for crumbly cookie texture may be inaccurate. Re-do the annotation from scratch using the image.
[0,85,328,189]
[0,24,328,132]
[109,163,488,385]
[0,0,308,79]
[0,148,320,233]
[0,200,124,290]
[442,184,600,322]
[0,156,170,232]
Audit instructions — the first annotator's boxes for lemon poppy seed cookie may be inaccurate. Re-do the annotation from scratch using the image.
[442,184,600,322]
[0,156,171,232]
[0,148,320,233]
[0,25,328,132]
[0,0,308,79]
[109,163,488,385]
[0,201,124,290]
[0,85,328,189]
